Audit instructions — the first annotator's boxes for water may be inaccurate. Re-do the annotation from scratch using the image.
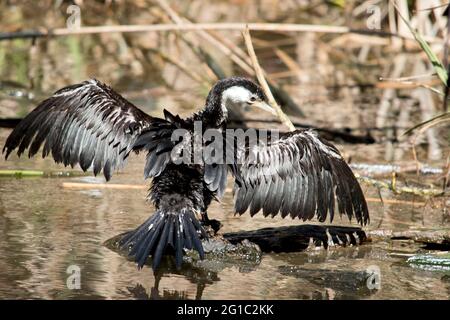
[0,1,448,299]
[0,131,448,299]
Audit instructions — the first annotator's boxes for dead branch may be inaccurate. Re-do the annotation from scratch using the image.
[0,23,442,43]
[62,182,147,190]
[367,229,450,246]
[242,27,296,131]
[355,173,446,197]
[365,197,425,206]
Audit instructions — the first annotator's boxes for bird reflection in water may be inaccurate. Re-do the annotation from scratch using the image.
[126,258,220,300]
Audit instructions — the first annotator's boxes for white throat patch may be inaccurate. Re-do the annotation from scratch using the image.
[220,86,253,115]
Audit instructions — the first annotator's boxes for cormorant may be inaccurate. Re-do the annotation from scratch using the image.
[3,77,369,269]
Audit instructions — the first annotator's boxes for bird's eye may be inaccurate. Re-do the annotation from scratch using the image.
[249,96,257,103]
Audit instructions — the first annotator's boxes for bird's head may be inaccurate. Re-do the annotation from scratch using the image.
[205,77,276,120]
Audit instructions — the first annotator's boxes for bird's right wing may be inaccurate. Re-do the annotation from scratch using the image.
[232,129,369,225]
[3,79,176,181]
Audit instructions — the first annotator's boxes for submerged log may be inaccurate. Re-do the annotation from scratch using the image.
[278,266,378,298]
[105,222,450,281]
[223,225,368,252]
[104,231,263,273]
[367,229,450,250]
[105,224,368,272]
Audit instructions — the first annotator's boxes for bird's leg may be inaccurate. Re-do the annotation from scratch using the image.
[150,273,162,299]
[200,211,209,223]
[200,211,222,235]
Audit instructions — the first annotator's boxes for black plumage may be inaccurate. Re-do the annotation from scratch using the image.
[3,77,369,270]
[232,130,368,224]
[3,79,155,180]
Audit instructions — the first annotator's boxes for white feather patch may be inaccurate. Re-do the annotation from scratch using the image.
[221,86,253,114]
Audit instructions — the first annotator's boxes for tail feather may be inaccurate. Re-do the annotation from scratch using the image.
[174,216,184,265]
[120,208,206,269]
[184,214,204,257]
[135,219,164,267]
[152,220,171,268]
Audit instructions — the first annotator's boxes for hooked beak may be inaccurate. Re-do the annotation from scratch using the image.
[253,101,277,115]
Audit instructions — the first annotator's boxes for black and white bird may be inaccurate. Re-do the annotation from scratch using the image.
[3,77,369,269]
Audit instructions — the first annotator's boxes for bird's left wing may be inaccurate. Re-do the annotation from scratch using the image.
[2,79,171,180]
[232,129,369,225]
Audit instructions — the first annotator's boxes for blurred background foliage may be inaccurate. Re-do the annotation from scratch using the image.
[0,0,448,168]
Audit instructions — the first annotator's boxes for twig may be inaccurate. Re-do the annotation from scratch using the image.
[0,23,443,43]
[413,2,450,12]
[207,29,253,67]
[376,79,444,96]
[367,229,450,243]
[152,0,218,83]
[148,49,211,88]
[266,70,299,80]
[242,27,295,131]
[355,173,445,197]
[62,182,147,190]
[273,47,301,73]
[0,169,87,178]
[365,197,425,206]
[442,152,450,192]
[407,114,449,176]
[155,0,256,76]
[350,163,443,176]
[443,8,450,111]
[443,152,450,193]
[375,187,385,229]
[379,73,436,82]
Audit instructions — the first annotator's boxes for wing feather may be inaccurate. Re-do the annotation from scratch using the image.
[3,79,179,181]
[232,129,369,225]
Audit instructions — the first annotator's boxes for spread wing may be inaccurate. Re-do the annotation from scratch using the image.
[232,129,369,225]
[2,79,173,181]
[202,130,235,199]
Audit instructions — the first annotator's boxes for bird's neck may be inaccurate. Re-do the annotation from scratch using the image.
[196,92,229,128]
